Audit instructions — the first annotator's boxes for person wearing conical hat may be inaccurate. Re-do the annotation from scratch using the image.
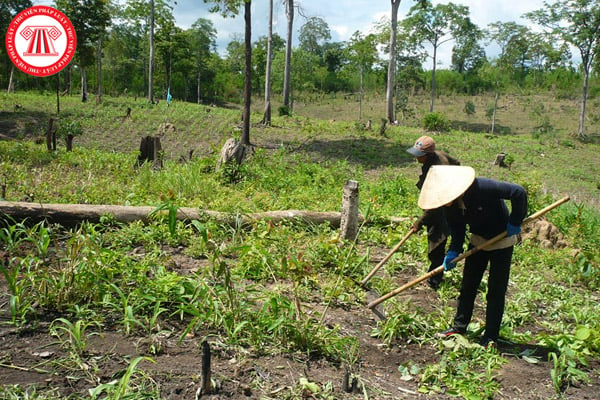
[419,165,528,348]
[407,135,460,290]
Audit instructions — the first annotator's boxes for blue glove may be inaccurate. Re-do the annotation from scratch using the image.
[506,223,521,237]
[443,250,459,271]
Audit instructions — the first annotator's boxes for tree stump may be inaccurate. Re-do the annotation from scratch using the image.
[157,123,175,136]
[137,136,163,169]
[379,118,387,136]
[340,180,359,241]
[494,152,508,168]
[46,118,57,151]
[198,341,212,396]
[216,138,246,171]
[65,134,74,152]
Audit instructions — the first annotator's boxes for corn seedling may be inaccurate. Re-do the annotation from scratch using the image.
[88,356,157,399]
[0,219,28,255]
[49,317,100,356]
[1,255,37,324]
[105,283,147,336]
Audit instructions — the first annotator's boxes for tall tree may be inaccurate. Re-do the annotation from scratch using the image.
[404,0,474,112]
[189,18,217,104]
[385,0,428,122]
[205,0,251,146]
[526,0,600,139]
[299,16,331,59]
[0,0,33,92]
[262,0,274,125]
[121,0,175,100]
[385,0,401,123]
[55,0,111,102]
[149,0,155,102]
[347,31,378,120]
[451,27,485,74]
[282,0,294,110]
[486,22,528,134]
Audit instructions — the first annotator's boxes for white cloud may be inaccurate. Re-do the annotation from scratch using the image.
[331,25,349,39]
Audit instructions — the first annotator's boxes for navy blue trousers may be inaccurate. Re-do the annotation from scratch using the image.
[453,245,513,340]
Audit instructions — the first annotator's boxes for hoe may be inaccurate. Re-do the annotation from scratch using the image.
[367,196,570,310]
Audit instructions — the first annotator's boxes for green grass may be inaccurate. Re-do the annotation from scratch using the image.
[1,92,600,399]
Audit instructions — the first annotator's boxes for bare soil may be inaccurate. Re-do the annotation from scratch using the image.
[1,245,598,399]
[1,100,599,398]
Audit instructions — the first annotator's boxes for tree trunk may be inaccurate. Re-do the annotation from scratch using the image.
[65,134,74,151]
[217,138,246,170]
[241,0,252,146]
[197,72,201,104]
[0,201,360,229]
[80,67,88,102]
[491,78,499,134]
[578,68,589,139]
[137,136,163,169]
[359,66,364,120]
[340,180,359,241]
[96,37,103,105]
[65,64,72,95]
[429,37,438,113]
[46,118,56,152]
[283,0,294,108]
[56,72,60,115]
[7,65,14,93]
[386,0,401,123]
[148,0,155,103]
[262,0,274,125]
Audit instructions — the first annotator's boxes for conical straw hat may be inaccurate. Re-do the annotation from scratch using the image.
[418,165,476,210]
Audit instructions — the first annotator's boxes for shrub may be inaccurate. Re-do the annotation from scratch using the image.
[464,100,475,116]
[423,112,450,132]
[278,105,291,116]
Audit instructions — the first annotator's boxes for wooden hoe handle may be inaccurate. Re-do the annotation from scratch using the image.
[367,196,570,309]
[360,227,415,286]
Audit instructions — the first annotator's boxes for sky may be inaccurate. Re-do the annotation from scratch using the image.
[170,0,548,67]
[30,0,548,68]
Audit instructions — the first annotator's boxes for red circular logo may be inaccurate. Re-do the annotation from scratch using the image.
[5,6,76,77]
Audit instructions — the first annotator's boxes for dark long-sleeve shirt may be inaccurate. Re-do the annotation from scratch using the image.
[445,178,528,253]
[415,150,460,228]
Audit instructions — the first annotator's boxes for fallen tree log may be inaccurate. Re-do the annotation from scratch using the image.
[0,201,362,228]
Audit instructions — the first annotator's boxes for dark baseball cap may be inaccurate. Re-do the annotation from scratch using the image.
[407,135,435,157]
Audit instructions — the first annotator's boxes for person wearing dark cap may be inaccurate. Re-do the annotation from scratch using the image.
[406,135,460,289]
[418,165,528,348]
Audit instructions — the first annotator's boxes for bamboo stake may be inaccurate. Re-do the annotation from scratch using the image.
[367,196,570,309]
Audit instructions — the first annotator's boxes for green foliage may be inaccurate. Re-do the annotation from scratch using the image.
[422,112,450,132]
[537,327,598,393]
[88,356,158,399]
[0,93,599,399]
[464,100,475,115]
[419,335,505,397]
[278,104,292,116]
[49,317,100,356]
[56,119,83,138]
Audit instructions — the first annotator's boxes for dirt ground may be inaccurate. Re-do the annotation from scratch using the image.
[1,245,598,400]
[1,107,599,398]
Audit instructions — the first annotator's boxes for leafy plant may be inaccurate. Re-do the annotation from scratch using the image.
[89,356,157,399]
[49,317,100,356]
[422,112,450,132]
[150,191,179,240]
[56,118,83,138]
[464,100,476,116]
[419,335,505,397]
